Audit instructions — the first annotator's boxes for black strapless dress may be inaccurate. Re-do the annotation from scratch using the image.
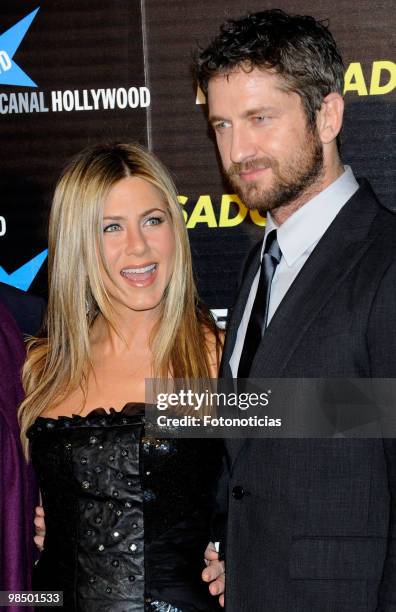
[27,404,223,612]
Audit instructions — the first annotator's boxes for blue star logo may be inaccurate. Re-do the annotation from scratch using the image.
[0,249,47,291]
[0,8,40,88]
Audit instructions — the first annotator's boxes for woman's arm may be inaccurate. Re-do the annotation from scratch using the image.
[34,505,45,551]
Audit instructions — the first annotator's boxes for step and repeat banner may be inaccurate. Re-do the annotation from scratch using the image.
[1,0,395,321]
[0,0,147,299]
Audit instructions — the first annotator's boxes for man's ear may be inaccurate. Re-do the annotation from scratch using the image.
[316,93,344,144]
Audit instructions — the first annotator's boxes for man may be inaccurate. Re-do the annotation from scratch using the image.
[195,10,396,611]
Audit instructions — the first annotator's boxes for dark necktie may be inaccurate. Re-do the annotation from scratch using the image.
[237,230,282,378]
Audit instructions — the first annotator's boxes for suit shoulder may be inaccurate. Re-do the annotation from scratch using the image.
[372,206,396,251]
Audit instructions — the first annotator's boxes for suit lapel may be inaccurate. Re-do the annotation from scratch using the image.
[220,240,262,377]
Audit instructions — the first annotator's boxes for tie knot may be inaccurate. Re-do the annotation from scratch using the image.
[264,229,282,263]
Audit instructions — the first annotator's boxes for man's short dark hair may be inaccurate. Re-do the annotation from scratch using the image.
[195,9,344,126]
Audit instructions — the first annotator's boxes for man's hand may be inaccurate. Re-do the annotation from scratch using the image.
[202,542,225,607]
[34,505,45,551]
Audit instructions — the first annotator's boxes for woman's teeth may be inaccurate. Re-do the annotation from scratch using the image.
[121,263,157,276]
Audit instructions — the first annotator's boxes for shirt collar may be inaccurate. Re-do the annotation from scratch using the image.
[263,166,359,266]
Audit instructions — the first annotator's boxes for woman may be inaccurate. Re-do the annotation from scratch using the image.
[19,143,223,611]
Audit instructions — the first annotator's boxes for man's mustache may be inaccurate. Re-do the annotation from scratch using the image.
[227,157,276,179]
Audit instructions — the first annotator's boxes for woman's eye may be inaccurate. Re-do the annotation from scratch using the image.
[145,216,164,226]
[103,223,121,232]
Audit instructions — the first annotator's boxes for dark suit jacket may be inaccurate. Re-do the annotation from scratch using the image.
[0,282,45,336]
[218,180,396,612]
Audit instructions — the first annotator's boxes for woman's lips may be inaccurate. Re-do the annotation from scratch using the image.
[120,263,158,287]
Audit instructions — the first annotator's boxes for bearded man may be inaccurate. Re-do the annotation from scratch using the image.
[196,10,396,612]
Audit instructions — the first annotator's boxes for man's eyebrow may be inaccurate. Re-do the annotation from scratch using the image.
[208,114,227,125]
[209,106,277,125]
[242,106,277,118]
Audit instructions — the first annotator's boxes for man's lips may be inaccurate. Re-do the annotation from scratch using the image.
[120,263,158,287]
[237,167,270,182]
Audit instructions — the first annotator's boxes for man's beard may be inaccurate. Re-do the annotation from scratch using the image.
[226,128,324,213]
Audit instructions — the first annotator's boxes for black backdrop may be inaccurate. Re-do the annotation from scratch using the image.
[1,1,395,323]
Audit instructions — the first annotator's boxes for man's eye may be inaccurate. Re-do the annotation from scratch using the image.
[213,121,229,131]
[253,115,269,124]
[103,223,121,232]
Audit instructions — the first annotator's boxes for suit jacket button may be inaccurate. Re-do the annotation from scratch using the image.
[232,485,245,499]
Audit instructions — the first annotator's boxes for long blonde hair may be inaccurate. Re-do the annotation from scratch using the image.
[19,143,220,457]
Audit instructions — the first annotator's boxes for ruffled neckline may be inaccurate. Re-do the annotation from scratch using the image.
[27,402,145,436]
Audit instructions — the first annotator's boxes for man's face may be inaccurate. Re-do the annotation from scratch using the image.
[207,67,323,213]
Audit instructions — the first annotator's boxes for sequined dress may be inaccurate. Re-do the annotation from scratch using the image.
[27,404,222,612]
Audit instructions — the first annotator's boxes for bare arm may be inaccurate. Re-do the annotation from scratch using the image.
[34,505,45,551]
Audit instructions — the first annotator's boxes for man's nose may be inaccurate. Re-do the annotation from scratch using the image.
[230,126,257,164]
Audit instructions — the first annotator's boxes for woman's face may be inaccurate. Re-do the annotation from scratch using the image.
[101,176,175,316]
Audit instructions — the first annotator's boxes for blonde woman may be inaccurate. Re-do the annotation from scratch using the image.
[19,143,223,611]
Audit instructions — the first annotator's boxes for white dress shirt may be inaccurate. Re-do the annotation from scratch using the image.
[230,166,359,376]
